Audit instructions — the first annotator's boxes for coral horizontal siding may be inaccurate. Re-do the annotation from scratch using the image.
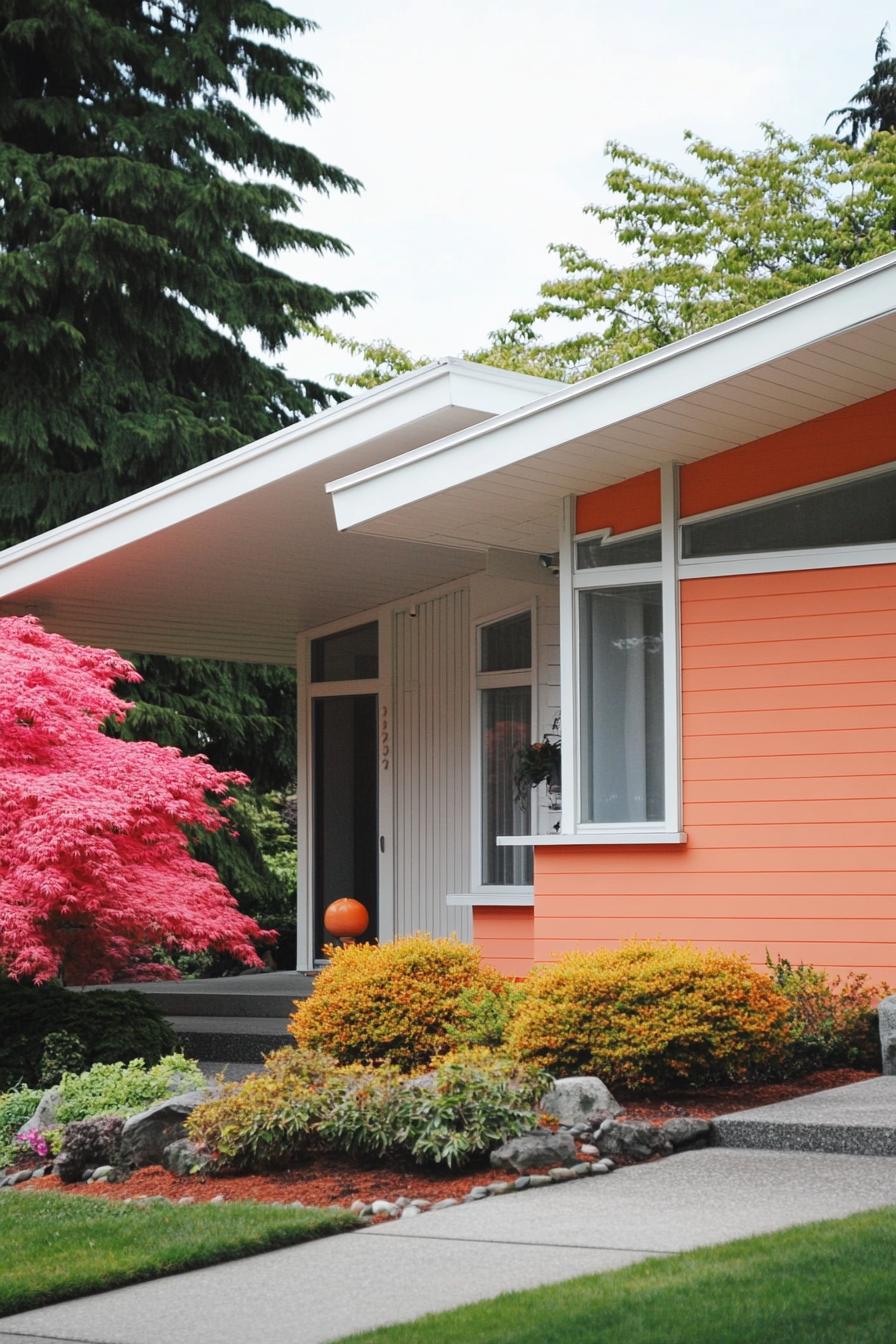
[472,906,533,979]
[679,389,896,518]
[533,563,896,980]
[575,469,660,535]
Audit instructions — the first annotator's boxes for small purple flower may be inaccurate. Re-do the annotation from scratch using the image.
[15,1128,50,1159]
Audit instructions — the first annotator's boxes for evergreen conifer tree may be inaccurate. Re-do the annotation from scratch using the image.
[829,25,896,143]
[0,2,370,950]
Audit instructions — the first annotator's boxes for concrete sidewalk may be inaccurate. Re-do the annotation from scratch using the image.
[2,1148,895,1344]
[713,1075,896,1155]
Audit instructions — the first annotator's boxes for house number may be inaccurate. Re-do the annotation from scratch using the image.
[381,705,390,770]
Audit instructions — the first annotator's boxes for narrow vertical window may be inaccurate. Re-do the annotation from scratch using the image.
[578,584,664,824]
[477,611,534,886]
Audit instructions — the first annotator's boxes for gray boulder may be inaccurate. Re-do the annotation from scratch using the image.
[162,1139,212,1177]
[20,1086,63,1135]
[120,1091,209,1169]
[660,1117,712,1151]
[879,995,896,1075]
[540,1077,622,1126]
[595,1120,669,1159]
[490,1130,576,1173]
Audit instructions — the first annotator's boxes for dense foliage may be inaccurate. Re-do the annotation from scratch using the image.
[288,935,512,1070]
[0,1,369,931]
[186,1045,549,1171]
[0,616,270,983]
[0,1085,42,1166]
[508,942,791,1091]
[0,980,176,1090]
[54,1054,204,1126]
[767,956,887,1074]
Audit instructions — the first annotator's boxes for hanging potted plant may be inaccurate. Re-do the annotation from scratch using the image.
[513,716,561,809]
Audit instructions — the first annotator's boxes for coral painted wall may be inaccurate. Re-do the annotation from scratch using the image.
[472,906,533,978]
[531,394,896,981]
[534,564,896,978]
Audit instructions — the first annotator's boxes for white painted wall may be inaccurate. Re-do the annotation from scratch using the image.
[296,568,561,963]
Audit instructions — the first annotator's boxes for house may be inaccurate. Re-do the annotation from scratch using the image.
[3,253,896,981]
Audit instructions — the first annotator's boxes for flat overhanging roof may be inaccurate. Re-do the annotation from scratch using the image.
[326,252,896,552]
[0,360,554,663]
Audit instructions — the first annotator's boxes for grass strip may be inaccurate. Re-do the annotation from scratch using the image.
[0,1190,357,1317]
[341,1204,896,1344]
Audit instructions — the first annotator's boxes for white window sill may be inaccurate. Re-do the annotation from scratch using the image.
[447,889,535,907]
[496,831,687,846]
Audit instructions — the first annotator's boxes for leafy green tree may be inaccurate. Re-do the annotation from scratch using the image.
[469,127,896,382]
[340,126,896,390]
[0,2,369,944]
[830,25,896,144]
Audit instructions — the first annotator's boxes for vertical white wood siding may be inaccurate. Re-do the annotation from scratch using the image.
[393,590,472,940]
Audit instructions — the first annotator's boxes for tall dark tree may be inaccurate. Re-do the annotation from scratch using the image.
[830,25,896,143]
[0,2,370,951]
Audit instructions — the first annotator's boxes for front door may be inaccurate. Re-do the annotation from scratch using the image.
[307,617,382,962]
[311,693,379,959]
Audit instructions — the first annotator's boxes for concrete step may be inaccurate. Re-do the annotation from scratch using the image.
[100,971,315,1020]
[167,1015,292,1064]
[712,1076,896,1157]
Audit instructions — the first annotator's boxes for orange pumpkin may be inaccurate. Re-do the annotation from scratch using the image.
[323,898,369,940]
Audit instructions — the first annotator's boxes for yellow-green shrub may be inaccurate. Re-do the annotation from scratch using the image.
[288,934,511,1070]
[508,941,791,1092]
[185,1048,333,1170]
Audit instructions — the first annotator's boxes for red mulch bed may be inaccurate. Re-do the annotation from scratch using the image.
[13,1068,876,1209]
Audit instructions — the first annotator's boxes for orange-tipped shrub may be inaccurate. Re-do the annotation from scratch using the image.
[507,941,791,1092]
[289,934,511,1070]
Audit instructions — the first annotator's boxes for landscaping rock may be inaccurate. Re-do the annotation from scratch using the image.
[371,1200,397,1216]
[410,1198,431,1209]
[400,1205,421,1218]
[580,1143,599,1157]
[513,1176,531,1191]
[490,1130,576,1173]
[595,1120,669,1159]
[20,1086,63,1135]
[541,1077,622,1125]
[119,1091,208,1169]
[570,1162,591,1176]
[527,1174,552,1188]
[177,1196,194,1205]
[879,994,896,1075]
[90,1165,114,1181]
[466,1185,489,1200]
[486,1181,512,1195]
[210,1195,226,1204]
[548,1167,576,1182]
[431,1198,459,1211]
[9,1170,32,1185]
[162,1139,212,1177]
[661,1117,712,1151]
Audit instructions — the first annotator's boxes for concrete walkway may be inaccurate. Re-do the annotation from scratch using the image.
[2,1148,895,1344]
[714,1075,896,1155]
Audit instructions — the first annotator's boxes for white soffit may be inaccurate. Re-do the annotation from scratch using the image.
[327,252,896,553]
[0,360,554,663]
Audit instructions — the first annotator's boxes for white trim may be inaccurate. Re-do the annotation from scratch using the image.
[0,358,553,600]
[328,251,896,530]
[497,832,687,846]
[575,522,661,548]
[558,497,576,837]
[447,889,535,907]
[661,463,683,834]
[572,563,662,589]
[679,544,896,580]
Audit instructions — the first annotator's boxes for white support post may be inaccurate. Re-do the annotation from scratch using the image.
[660,463,683,833]
[558,495,577,835]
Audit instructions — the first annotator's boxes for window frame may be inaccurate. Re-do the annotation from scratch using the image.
[471,602,537,894]
[561,463,683,841]
[677,458,896,579]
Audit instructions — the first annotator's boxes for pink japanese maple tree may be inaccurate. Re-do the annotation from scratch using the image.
[0,615,272,984]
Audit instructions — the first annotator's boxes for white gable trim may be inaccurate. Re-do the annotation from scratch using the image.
[0,359,552,599]
[326,251,896,531]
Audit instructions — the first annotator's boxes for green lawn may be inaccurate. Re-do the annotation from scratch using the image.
[0,1191,357,1317]
[341,1204,896,1344]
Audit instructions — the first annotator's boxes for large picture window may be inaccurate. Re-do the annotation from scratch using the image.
[477,611,534,886]
[578,584,665,825]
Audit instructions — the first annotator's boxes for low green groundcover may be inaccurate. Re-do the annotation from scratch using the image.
[0,1193,357,1317]
[340,1205,896,1344]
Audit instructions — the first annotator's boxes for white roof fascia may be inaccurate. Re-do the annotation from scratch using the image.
[0,359,553,599]
[326,251,896,531]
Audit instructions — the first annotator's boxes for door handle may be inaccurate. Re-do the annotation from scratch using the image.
[379,835,385,853]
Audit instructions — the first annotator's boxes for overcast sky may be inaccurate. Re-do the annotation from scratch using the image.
[262,1,891,388]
